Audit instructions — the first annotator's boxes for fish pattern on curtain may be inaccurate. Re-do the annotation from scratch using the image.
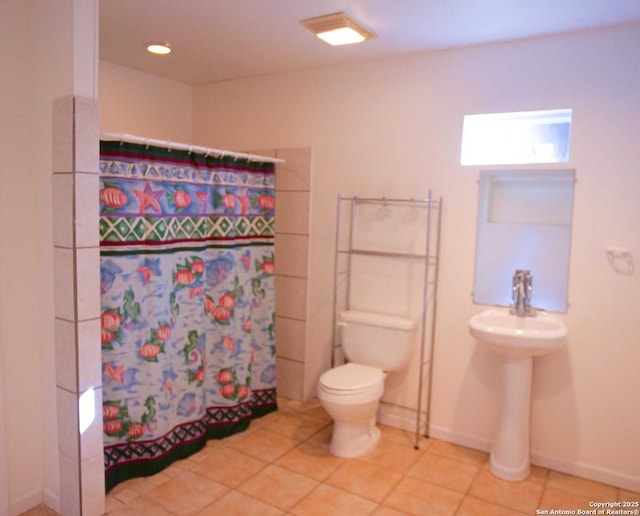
[99,141,277,491]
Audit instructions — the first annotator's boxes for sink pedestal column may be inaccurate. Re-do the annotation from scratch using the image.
[490,356,532,481]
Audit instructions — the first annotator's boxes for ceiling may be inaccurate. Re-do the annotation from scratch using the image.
[100,0,640,86]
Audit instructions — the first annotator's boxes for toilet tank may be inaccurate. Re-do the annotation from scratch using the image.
[339,310,417,371]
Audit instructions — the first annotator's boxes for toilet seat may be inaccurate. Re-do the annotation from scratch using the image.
[318,363,385,399]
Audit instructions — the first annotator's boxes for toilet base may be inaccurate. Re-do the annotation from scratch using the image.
[330,419,381,458]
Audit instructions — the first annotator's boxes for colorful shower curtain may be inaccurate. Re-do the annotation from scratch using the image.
[99,141,277,491]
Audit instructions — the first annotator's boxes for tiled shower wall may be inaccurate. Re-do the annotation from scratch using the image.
[52,96,105,516]
[254,148,312,400]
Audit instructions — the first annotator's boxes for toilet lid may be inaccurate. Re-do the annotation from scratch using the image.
[319,363,384,391]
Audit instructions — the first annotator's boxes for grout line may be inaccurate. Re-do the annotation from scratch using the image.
[274,231,310,236]
[537,477,550,511]
[275,314,307,323]
[274,272,308,280]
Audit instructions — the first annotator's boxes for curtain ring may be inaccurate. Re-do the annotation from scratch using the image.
[188,146,193,155]
[145,137,150,149]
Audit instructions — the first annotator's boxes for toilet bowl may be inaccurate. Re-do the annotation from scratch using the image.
[318,363,386,457]
[318,310,417,458]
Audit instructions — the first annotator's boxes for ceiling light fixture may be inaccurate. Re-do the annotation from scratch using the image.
[300,12,375,46]
[146,43,171,55]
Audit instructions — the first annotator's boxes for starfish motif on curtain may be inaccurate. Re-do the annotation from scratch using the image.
[104,361,126,383]
[134,182,163,213]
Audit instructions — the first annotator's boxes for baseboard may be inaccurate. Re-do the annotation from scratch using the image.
[427,423,492,453]
[8,489,42,516]
[43,488,60,514]
[377,402,424,434]
[530,452,640,493]
[427,424,640,492]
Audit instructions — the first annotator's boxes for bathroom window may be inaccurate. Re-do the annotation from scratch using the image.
[473,169,575,312]
[461,109,572,166]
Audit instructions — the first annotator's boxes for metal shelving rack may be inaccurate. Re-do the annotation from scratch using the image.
[331,192,443,449]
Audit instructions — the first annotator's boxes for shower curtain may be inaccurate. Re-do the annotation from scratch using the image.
[99,141,277,491]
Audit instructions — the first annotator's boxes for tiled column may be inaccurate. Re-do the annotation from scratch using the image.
[53,96,105,515]
[273,148,312,400]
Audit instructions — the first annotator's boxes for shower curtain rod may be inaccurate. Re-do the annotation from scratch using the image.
[100,132,285,164]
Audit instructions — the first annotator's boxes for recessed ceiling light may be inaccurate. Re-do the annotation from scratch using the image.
[300,12,375,46]
[146,43,171,55]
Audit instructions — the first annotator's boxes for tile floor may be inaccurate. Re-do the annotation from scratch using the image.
[22,397,639,515]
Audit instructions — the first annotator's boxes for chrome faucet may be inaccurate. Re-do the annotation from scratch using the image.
[511,270,535,317]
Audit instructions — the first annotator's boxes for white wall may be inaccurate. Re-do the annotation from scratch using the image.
[192,24,640,491]
[99,60,193,141]
[1,1,72,513]
[1,1,98,513]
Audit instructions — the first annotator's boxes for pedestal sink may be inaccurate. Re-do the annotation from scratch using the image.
[468,308,567,481]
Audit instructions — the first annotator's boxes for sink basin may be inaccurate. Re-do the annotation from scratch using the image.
[468,308,567,358]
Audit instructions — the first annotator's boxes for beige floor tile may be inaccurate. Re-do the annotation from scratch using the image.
[383,476,463,516]
[284,398,332,420]
[162,460,198,479]
[456,496,528,515]
[95,400,638,516]
[111,487,141,504]
[260,412,330,441]
[547,470,618,500]
[620,489,640,502]
[275,441,346,481]
[468,469,544,513]
[539,485,601,511]
[108,480,135,496]
[528,465,550,485]
[183,446,214,463]
[407,452,481,493]
[188,446,269,488]
[298,404,332,421]
[290,484,378,516]
[106,496,175,516]
[378,425,415,446]
[307,424,333,445]
[325,459,403,503]
[226,427,300,461]
[142,470,229,514]
[275,397,305,415]
[113,472,169,492]
[357,438,423,474]
[196,490,284,515]
[426,439,488,465]
[146,470,172,486]
[237,464,318,511]
[105,495,125,514]
[249,409,282,429]
[379,424,429,450]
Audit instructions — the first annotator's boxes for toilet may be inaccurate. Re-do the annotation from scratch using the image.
[317,310,417,457]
